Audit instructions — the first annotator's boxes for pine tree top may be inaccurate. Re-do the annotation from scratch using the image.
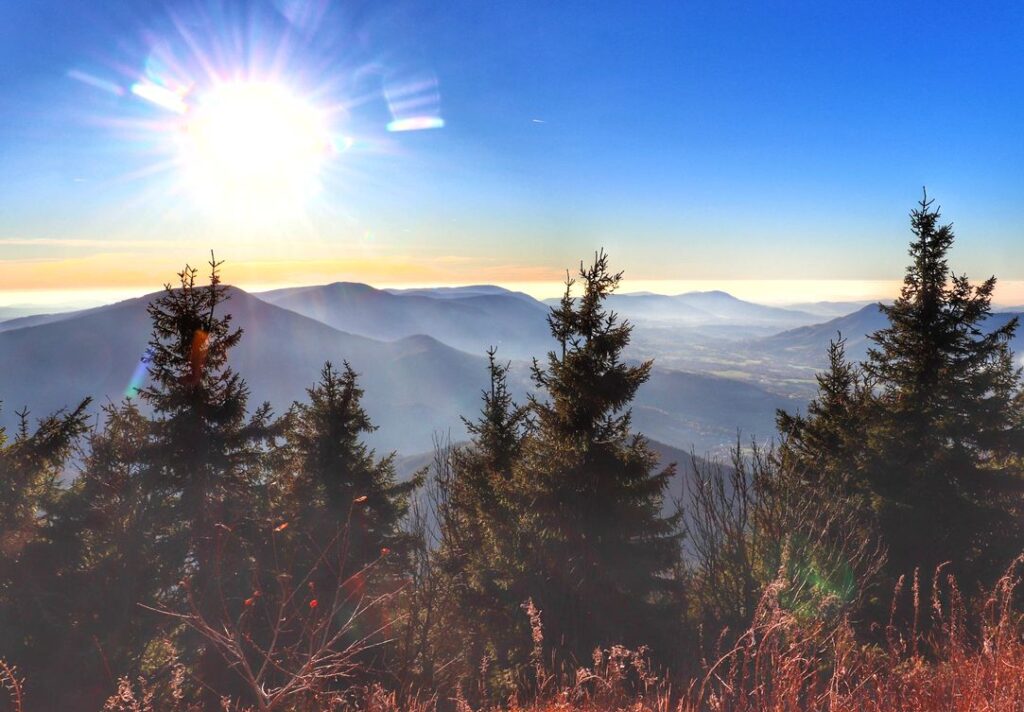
[140,253,249,423]
[865,192,1021,460]
[531,250,652,447]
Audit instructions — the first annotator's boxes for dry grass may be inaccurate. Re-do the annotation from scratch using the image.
[6,560,1024,711]
[0,660,24,712]
[510,557,1024,712]
[684,555,1024,712]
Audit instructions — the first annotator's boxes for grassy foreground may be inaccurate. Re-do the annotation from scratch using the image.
[3,558,1023,712]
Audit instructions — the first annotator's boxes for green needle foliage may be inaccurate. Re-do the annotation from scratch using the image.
[0,399,91,709]
[4,213,1024,708]
[278,360,420,577]
[433,348,532,688]
[433,252,685,690]
[519,250,684,664]
[137,254,273,704]
[140,254,269,582]
[47,401,172,710]
[780,192,1024,592]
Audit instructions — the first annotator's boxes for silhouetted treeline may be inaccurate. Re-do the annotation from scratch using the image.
[2,195,1024,710]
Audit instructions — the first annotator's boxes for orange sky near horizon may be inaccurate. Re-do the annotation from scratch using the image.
[0,252,561,291]
[6,250,1024,309]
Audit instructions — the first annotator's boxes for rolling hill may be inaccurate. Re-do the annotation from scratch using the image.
[553,290,822,328]
[0,286,798,458]
[394,437,734,525]
[0,287,493,454]
[0,305,67,322]
[756,303,1024,366]
[633,368,796,453]
[384,285,539,304]
[754,303,888,364]
[0,306,106,333]
[256,282,552,359]
[785,300,876,318]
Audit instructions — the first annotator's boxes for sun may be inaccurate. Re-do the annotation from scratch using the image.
[180,82,332,216]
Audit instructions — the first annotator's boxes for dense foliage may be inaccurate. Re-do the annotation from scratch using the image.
[778,194,1024,592]
[3,198,1024,710]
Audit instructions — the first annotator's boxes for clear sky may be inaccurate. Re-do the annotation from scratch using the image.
[2,0,1024,304]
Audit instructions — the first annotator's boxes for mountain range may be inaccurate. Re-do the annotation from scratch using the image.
[785,300,876,318]
[0,288,490,454]
[258,282,552,359]
[0,285,800,457]
[394,436,733,527]
[757,303,1024,366]
[8,282,1023,458]
[565,291,824,328]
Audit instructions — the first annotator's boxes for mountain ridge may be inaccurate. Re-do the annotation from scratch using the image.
[0,285,795,457]
[545,290,823,327]
[0,287,493,454]
[757,303,1024,365]
[255,280,552,358]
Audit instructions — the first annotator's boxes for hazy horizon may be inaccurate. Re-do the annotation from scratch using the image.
[9,277,1024,315]
[0,279,901,313]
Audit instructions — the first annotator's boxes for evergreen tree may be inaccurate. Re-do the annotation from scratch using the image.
[779,194,1024,587]
[433,349,531,685]
[265,362,420,688]
[0,401,91,556]
[518,250,684,663]
[37,401,174,710]
[0,399,90,706]
[776,335,873,492]
[278,361,419,572]
[138,255,271,703]
[863,193,1024,581]
[139,255,269,585]
[462,348,531,478]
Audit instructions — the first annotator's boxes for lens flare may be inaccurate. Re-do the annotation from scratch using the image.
[132,81,188,114]
[125,347,153,397]
[383,72,444,133]
[68,69,125,97]
[386,116,445,132]
[66,5,447,228]
[180,82,332,215]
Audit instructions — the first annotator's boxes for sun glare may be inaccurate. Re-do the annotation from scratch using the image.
[69,15,447,223]
[180,83,331,215]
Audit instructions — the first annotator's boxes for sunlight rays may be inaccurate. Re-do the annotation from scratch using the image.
[64,2,446,228]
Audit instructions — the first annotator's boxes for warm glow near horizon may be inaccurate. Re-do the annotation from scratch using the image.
[9,276,1024,312]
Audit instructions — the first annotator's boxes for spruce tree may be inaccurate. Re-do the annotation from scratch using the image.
[776,335,873,492]
[0,399,90,707]
[518,250,684,662]
[862,193,1024,581]
[462,348,531,478]
[268,362,419,688]
[38,401,173,710]
[779,194,1024,587]
[434,349,531,682]
[278,361,419,572]
[0,400,91,575]
[0,401,91,553]
[139,254,269,586]
[138,255,271,703]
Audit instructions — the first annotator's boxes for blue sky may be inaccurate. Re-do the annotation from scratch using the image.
[2,0,1024,301]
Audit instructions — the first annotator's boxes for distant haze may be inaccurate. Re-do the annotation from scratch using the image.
[4,278,1022,458]
[9,278,1024,314]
